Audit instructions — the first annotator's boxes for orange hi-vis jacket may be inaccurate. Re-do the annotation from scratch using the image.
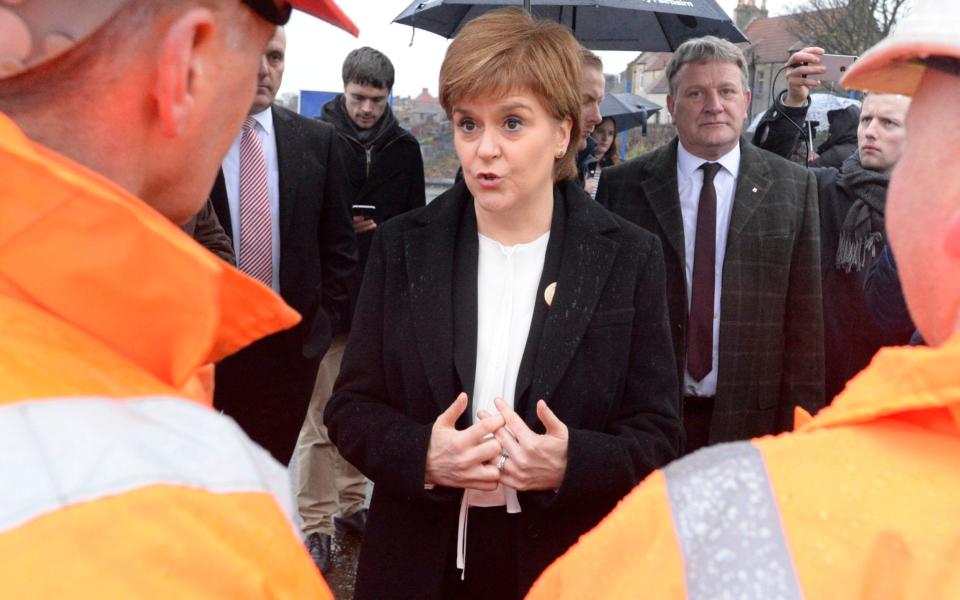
[0,114,333,599]
[528,336,960,599]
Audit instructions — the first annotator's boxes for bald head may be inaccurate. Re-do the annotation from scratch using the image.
[252,27,286,114]
[0,0,275,223]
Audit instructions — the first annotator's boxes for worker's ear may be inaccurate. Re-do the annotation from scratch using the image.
[153,8,217,138]
[944,209,960,259]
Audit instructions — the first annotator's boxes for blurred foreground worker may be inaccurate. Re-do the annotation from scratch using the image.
[527,1,960,596]
[0,0,356,597]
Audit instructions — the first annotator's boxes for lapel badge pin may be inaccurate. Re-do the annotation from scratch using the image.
[752,186,758,193]
[544,282,557,307]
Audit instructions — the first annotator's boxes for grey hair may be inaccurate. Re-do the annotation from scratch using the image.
[665,36,749,96]
[342,46,395,91]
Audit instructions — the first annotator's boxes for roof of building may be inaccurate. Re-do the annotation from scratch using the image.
[743,13,807,64]
[413,87,437,104]
[637,51,671,69]
[648,75,670,95]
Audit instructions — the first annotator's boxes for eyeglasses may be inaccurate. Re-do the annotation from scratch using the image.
[912,55,960,78]
[241,0,293,25]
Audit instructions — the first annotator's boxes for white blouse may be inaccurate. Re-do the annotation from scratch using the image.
[456,230,550,576]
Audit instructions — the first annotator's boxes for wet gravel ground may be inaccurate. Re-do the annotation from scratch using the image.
[288,450,364,600]
[325,531,362,599]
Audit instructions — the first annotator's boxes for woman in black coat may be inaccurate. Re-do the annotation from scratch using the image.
[324,9,682,599]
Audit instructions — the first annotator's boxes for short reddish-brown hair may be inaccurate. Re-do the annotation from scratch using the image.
[439,8,582,181]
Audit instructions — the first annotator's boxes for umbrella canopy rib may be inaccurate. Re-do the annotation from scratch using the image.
[395,0,748,51]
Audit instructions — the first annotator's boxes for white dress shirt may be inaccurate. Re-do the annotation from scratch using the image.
[221,106,282,292]
[455,230,550,575]
[676,141,741,397]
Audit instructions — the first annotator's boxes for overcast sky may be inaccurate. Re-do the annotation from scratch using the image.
[280,0,798,99]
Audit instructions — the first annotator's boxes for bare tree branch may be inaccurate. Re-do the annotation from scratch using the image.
[786,0,911,56]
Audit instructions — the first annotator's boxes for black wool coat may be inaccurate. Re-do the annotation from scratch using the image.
[809,164,913,402]
[325,180,682,599]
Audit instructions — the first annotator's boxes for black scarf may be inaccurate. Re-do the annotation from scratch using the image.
[322,94,398,149]
[835,151,889,273]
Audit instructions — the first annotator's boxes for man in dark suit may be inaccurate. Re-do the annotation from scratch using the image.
[210,27,356,465]
[598,36,824,452]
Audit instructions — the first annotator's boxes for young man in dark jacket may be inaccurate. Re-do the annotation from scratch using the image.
[320,47,425,264]
[753,46,913,403]
[296,46,425,573]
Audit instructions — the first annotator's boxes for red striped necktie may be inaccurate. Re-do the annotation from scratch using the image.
[238,117,273,286]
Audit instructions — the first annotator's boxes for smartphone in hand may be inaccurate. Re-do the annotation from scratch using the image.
[352,204,377,219]
[802,54,858,83]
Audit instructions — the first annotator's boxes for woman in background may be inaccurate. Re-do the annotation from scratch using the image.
[583,116,619,199]
[324,9,681,599]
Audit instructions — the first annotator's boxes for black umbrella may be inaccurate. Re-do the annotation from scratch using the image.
[600,92,661,133]
[394,0,747,51]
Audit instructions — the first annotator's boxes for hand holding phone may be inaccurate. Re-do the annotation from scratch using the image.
[352,204,377,218]
[802,53,858,83]
[783,47,826,106]
[352,204,378,234]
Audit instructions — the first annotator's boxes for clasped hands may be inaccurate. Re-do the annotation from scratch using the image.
[425,393,568,492]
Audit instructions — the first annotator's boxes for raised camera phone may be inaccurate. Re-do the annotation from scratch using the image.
[802,54,858,83]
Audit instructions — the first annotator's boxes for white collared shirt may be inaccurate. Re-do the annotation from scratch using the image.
[221,106,281,292]
[676,141,741,397]
[455,230,549,575]
[472,230,549,432]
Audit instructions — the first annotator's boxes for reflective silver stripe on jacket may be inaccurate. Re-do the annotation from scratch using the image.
[0,396,294,533]
[664,441,804,600]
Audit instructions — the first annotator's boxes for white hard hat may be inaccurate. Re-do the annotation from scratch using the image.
[841,0,960,95]
[0,0,357,81]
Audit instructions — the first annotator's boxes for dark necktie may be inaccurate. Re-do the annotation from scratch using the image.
[687,162,721,382]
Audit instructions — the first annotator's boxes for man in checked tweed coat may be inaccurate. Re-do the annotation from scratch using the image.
[598,37,824,452]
